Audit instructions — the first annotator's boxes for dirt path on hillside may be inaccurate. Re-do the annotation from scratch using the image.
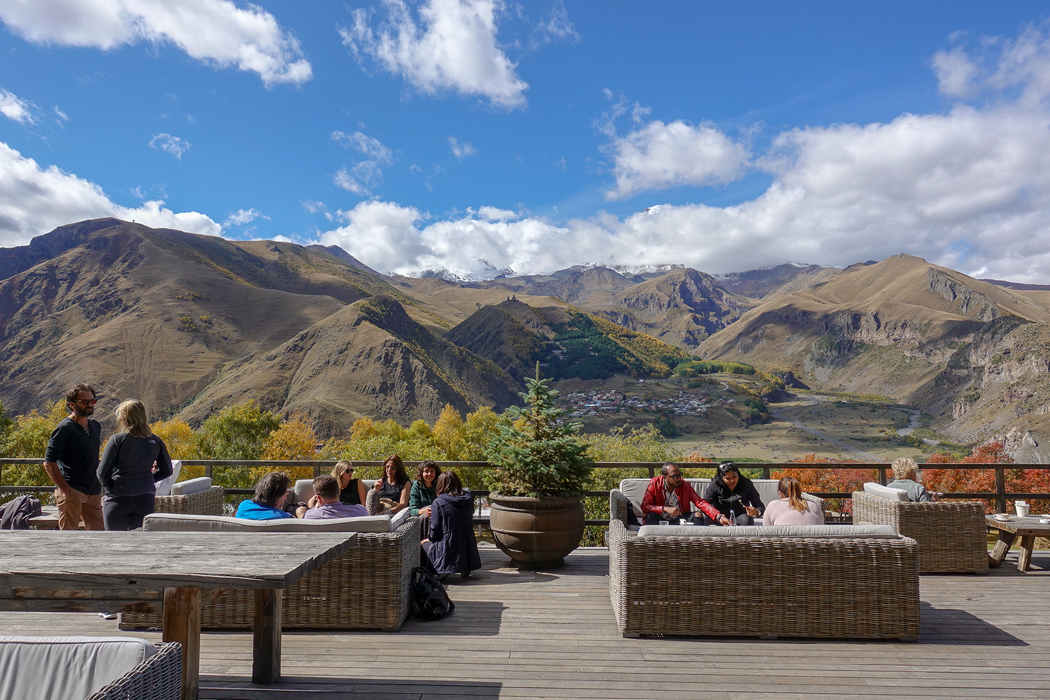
[771,398,884,462]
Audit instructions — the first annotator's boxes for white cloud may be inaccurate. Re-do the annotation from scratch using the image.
[448,136,476,159]
[302,200,327,215]
[341,0,528,109]
[531,2,578,48]
[0,88,35,124]
[149,133,190,159]
[331,130,393,162]
[334,166,370,196]
[331,130,394,197]
[0,0,311,86]
[604,119,751,200]
[223,207,268,227]
[0,140,219,247]
[53,106,69,123]
[316,27,1050,285]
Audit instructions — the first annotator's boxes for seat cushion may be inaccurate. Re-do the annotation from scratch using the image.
[637,524,900,539]
[863,482,910,502]
[0,636,155,700]
[169,476,212,496]
[143,512,393,533]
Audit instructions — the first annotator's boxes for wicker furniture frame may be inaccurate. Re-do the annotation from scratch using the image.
[608,519,920,640]
[119,516,418,632]
[852,491,987,573]
[154,486,224,516]
[87,642,183,700]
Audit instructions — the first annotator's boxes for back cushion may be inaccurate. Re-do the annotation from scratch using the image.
[153,460,182,497]
[294,479,315,503]
[169,476,212,496]
[863,482,910,502]
[143,512,392,533]
[637,524,900,539]
[0,636,156,700]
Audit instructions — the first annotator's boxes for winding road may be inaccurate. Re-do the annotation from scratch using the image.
[770,396,886,462]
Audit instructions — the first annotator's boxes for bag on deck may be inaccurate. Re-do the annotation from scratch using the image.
[411,566,455,621]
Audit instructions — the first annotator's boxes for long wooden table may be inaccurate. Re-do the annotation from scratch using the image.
[0,530,357,699]
[987,514,1050,572]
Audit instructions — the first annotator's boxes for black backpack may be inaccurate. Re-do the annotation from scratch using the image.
[411,567,455,621]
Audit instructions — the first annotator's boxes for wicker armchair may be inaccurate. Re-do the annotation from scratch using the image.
[154,486,224,516]
[851,491,987,573]
[87,642,182,700]
[608,520,920,640]
[120,515,419,632]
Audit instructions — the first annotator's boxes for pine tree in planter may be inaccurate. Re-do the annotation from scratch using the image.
[485,368,593,568]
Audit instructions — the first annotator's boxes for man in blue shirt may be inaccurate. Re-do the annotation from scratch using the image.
[42,383,104,530]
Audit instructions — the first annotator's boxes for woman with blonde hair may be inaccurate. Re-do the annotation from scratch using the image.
[331,460,367,507]
[762,477,824,526]
[96,399,173,530]
[886,457,936,502]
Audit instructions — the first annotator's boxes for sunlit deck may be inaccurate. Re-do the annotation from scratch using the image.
[3,543,1049,700]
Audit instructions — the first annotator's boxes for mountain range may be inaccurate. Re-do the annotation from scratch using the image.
[2,219,1048,460]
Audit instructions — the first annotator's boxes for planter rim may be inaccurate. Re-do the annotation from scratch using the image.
[488,492,583,503]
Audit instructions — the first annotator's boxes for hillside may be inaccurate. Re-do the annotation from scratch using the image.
[179,295,520,436]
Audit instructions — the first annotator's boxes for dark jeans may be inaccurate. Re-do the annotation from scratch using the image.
[643,512,703,525]
[102,492,156,531]
[701,512,754,526]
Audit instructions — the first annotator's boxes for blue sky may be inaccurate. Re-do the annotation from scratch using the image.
[2,1,1050,283]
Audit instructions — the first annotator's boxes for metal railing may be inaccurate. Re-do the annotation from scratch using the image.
[4,459,1049,519]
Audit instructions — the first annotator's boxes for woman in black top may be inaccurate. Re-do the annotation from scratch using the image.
[332,460,367,506]
[703,461,764,526]
[96,399,173,530]
[372,454,411,514]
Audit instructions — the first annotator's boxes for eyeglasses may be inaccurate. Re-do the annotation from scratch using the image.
[74,399,98,405]
[665,473,681,481]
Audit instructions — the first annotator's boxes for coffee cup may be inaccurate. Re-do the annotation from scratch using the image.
[1016,501,1029,517]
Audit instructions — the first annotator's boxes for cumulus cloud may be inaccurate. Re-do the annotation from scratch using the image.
[0,88,35,124]
[340,0,528,109]
[448,136,476,159]
[149,133,190,159]
[316,27,1050,285]
[0,141,219,246]
[223,207,268,227]
[0,0,312,86]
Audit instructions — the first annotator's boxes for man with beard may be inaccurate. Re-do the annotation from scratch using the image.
[42,383,104,530]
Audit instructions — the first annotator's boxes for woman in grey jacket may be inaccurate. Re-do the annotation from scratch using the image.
[97,399,173,530]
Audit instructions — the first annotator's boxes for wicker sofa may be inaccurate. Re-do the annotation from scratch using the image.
[154,476,224,516]
[118,510,418,632]
[0,636,182,700]
[608,519,920,640]
[852,483,987,573]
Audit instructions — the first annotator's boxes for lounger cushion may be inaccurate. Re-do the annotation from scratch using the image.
[0,636,156,700]
[863,482,910,502]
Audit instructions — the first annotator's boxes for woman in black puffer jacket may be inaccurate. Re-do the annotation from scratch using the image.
[703,461,764,526]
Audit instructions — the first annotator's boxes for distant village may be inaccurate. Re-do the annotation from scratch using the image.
[559,389,736,417]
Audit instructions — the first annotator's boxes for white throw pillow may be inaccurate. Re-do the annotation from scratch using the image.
[863,482,910,502]
[153,460,182,497]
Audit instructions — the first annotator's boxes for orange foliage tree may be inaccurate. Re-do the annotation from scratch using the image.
[771,454,880,515]
[922,441,1049,514]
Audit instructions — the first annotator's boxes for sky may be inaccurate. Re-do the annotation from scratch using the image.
[2,1,1050,283]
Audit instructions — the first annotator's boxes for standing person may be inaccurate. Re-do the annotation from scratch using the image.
[703,461,765,525]
[43,383,104,530]
[763,477,824,526]
[332,460,367,506]
[371,454,411,514]
[424,471,481,579]
[640,463,727,525]
[410,460,441,540]
[97,399,174,530]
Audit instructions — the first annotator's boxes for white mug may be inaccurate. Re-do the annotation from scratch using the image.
[1015,501,1029,517]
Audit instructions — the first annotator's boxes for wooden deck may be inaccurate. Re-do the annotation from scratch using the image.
[3,543,1049,699]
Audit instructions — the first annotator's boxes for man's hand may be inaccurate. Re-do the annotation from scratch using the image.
[663,505,682,517]
[718,514,732,526]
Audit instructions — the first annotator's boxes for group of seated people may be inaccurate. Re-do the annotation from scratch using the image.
[233,454,480,578]
[639,461,823,526]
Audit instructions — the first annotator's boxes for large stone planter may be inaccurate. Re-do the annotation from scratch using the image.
[488,493,585,569]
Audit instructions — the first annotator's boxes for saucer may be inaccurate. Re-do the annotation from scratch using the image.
[1040,518,1050,524]
[993,514,1011,521]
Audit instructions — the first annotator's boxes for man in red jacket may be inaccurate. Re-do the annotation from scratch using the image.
[641,464,730,525]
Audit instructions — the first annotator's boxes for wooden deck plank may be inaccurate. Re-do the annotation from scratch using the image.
[1,543,1048,699]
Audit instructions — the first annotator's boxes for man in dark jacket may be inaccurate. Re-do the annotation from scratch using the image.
[42,383,104,530]
[640,464,728,525]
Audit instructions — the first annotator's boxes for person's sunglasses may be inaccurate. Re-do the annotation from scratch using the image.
[74,399,98,405]
[718,462,736,473]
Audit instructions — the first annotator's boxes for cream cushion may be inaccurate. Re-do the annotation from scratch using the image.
[619,477,784,521]
[863,482,910,502]
[169,476,212,496]
[637,524,900,539]
[143,511,394,533]
[0,636,156,700]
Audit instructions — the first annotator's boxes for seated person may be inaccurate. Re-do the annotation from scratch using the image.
[703,461,764,525]
[641,463,728,526]
[235,471,294,520]
[423,471,481,579]
[410,460,441,540]
[886,457,936,502]
[332,460,367,506]
[763,476,823,525]
[371,454,411,514]
[297,474,368,519]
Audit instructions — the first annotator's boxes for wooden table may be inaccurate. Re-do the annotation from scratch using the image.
[0,530,357,699]
[987,514,1050,572]
[27,504,61,529]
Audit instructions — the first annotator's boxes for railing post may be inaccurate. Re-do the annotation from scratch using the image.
[996,466,1007,514]
[761,465,770,479]
[878,467,887,486]
[205,463,213,479]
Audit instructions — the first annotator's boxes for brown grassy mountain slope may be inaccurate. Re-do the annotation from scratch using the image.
[443,300,549,384]
[718,263,843,299]
[697,254,1050,454]
[178,295,520,436]
[478,266,638,307]
[0,220,368,428]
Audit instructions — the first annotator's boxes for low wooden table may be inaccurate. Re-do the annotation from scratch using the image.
[987,514,1050,572]
[0,530,357,699]
[27,504,61,529]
